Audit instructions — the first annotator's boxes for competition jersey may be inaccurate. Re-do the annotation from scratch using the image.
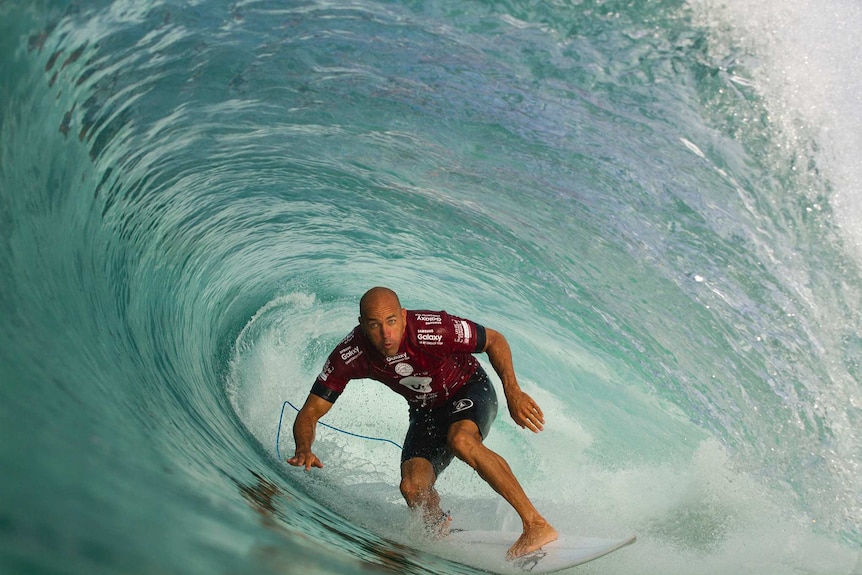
[311,310,487,409]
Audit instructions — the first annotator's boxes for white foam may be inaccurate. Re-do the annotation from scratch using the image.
[689,0,862,544]
[689,0,862,259]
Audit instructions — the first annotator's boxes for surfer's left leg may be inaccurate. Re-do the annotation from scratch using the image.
[447,420,558,559]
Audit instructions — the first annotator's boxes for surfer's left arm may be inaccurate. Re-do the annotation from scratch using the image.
[482,328,545,433]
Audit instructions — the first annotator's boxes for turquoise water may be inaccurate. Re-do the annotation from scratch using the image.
[2,0,862,573]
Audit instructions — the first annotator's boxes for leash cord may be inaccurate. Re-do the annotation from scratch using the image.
[275,399,402,459]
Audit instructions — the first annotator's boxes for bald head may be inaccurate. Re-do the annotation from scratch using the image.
[358,287,406,357]
[359,287,401,319]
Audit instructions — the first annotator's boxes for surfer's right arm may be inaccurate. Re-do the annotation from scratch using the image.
[288,393,334,470]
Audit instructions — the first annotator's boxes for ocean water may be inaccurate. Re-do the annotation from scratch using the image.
[2,0,862,573]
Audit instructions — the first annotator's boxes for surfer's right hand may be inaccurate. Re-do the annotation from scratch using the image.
[287,450,324,470]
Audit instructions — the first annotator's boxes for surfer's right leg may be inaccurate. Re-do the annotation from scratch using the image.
[400,406,455,537]
[400,457,451,536]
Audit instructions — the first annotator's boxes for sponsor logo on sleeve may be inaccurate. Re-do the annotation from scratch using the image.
[339,345,362,364]
[318,359,334,381]
[453,320,472,344]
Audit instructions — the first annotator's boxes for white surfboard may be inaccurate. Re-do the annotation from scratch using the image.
[437,530,636,574]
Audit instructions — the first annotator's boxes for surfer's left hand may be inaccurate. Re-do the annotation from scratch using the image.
[507,390,545,432]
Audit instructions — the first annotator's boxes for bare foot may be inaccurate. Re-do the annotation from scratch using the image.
[423,510,452,539]
[506,521,558,560]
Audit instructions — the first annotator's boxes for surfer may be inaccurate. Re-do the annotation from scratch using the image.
[288,286,558,559]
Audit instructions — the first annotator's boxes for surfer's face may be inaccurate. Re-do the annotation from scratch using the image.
[359,292,406,357]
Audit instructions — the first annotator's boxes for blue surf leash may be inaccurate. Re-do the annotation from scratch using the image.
[276,400,402,460]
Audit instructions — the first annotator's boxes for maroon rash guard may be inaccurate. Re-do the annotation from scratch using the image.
[311,310,487,410]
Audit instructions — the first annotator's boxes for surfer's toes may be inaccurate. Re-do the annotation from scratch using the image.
[506,523,558,560]
[424,510,452,539]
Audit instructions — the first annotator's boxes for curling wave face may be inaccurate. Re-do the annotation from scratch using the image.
[1,0,861,574]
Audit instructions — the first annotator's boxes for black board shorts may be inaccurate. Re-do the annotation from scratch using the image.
[401,366,498,477]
